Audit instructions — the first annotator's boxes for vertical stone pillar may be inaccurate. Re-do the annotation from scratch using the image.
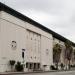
[28,63,30,71]
[36,63,38,69]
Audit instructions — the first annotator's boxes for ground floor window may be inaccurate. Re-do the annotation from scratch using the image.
[26,62,28,68]
[26,62,40,69]
[38,63,40,69]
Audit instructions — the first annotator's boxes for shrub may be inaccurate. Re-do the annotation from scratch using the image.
[15,62,24,71]
[71,64,75,68]
[9,60,15,71]
[73,64,75,67]
[50,65,57,70]
[60,63,64,70]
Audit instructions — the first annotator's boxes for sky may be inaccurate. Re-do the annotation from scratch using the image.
[0,0,75,42]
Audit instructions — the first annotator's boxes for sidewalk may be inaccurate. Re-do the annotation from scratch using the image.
[0,69,75,75]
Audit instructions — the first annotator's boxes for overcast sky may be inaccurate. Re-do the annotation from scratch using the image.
[0,0,75,42]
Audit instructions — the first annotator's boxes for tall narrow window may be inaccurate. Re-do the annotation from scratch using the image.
[26,62,28,68]
[22,49,25,59]
[22,52,24,58]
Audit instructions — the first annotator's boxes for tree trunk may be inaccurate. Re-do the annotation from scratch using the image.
[56,62,58,70]
[68,60,70,70]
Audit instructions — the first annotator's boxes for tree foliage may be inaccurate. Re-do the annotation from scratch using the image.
[65,41,73,60]
[53,43,62,63]
[53,43,62,69]
[9,60,15,66]
[65,40,73,69]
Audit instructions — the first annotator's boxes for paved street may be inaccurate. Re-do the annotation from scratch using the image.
[13,71,75,75]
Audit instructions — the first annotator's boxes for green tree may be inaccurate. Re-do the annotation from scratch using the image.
[53,43,62,70]
[65,40,73,69]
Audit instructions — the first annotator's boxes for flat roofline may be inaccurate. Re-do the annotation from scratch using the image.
[0,2,75,46]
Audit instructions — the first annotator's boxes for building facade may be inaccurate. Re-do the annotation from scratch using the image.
[0,2,75,72]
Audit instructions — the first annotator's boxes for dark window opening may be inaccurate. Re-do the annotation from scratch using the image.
[38,63,40,69]
[34,63,36,69]
[22,52,24,58]
[26,63,28,68]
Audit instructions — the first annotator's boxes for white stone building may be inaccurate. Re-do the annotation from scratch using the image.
[0,2,75,72]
